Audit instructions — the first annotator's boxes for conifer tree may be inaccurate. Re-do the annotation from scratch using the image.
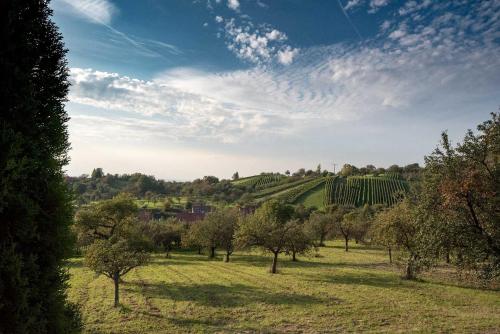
[0,0,81,332]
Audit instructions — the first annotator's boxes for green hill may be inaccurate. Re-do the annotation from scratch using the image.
[324,175,409,207]
[294,182,326,209]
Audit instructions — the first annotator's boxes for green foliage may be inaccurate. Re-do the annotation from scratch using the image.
[235,200,296,273]
[285,219,314,261]
[182,208,239,260]
[85,240,150,280]
[77,195,151,307]
[0,1,82,332]
[141,218,186,257]
[304,212,333,246]
[372,199,432,279]
[85,239,150,307]
[420,112,500,279]
[74,194,139,246]
[331,206,356,252]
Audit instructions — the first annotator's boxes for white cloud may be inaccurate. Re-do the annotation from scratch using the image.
[217,18,299,65]
[266,29,287,41]
[215,15,224,23]
[344,0,362,11]
[277,47,299,65]
[55,0,116,24]
[227,0,240,11]
[369,0,390,12]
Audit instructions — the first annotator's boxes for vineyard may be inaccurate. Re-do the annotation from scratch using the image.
[252,176,316,199]
[254,174,286,190]
[279,177,327,204]
[324,176,409,207]
[233,174,285,189]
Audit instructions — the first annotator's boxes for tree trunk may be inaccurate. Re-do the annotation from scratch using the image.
[445,251,450,264]
[225,250,230,262]
[210,246,216,258]
[344,236,349,252]
[405,256,416,280]
[388,247,392,264]
[405,262,413,280]
[319,234,325,247]
[270,252,279,274]
[197,247,202,255]
[292,250,297,262]
[113,272,120,307]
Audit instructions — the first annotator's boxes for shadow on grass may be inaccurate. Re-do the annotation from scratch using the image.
[129,281,331,308]
[301,270,415,289]
[230,254,334,269]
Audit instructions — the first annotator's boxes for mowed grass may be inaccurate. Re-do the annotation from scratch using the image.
[296,184,325,210]
[67,242,500,333]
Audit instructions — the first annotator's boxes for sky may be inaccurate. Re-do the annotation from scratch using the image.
[50,0,500,180]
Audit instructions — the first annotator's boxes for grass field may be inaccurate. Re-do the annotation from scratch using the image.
[67,242,500,333]
[295,183,325,209]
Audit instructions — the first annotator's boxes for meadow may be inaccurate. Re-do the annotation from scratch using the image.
[67,242,500,333]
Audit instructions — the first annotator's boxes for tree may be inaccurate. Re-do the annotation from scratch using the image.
[236,200,295,273]
[163,198,172,212]
[216,209,239,262]
[340,164,358,177]
[337,209,356,252]
[285,170,291,176]
[372,200,429,279]
[232,171,240,180]
[0,1,82,332]
[316,164,322,175]
[182,223,204,255]
[421,112,500,278]
[304,212,333,246]
[326,206,352,251]
[91,167,104,179]
[142,218,185,258]
[76,195,151,306]
[351,204,379,244]
[286,220,314,261]
[74,194,138,245]
[85,240,149,307]
[183,209,238,260]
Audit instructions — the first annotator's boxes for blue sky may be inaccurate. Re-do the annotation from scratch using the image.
[51,0,500,180]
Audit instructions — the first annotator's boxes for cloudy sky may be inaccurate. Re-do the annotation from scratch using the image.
[51,0,500,180]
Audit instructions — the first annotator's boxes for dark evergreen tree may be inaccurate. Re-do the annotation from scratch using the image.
[0,0,81,332]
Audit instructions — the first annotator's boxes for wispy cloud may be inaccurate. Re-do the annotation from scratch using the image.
[57,0,117,25]
[53,0,183,60]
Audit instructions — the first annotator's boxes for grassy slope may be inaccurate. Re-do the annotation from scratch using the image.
[67,242,500,333]
[295,183,325,209]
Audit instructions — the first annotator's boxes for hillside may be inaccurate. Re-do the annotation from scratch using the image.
[324,175,409,207]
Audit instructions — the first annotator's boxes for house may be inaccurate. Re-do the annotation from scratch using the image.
[191,202,212,214]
